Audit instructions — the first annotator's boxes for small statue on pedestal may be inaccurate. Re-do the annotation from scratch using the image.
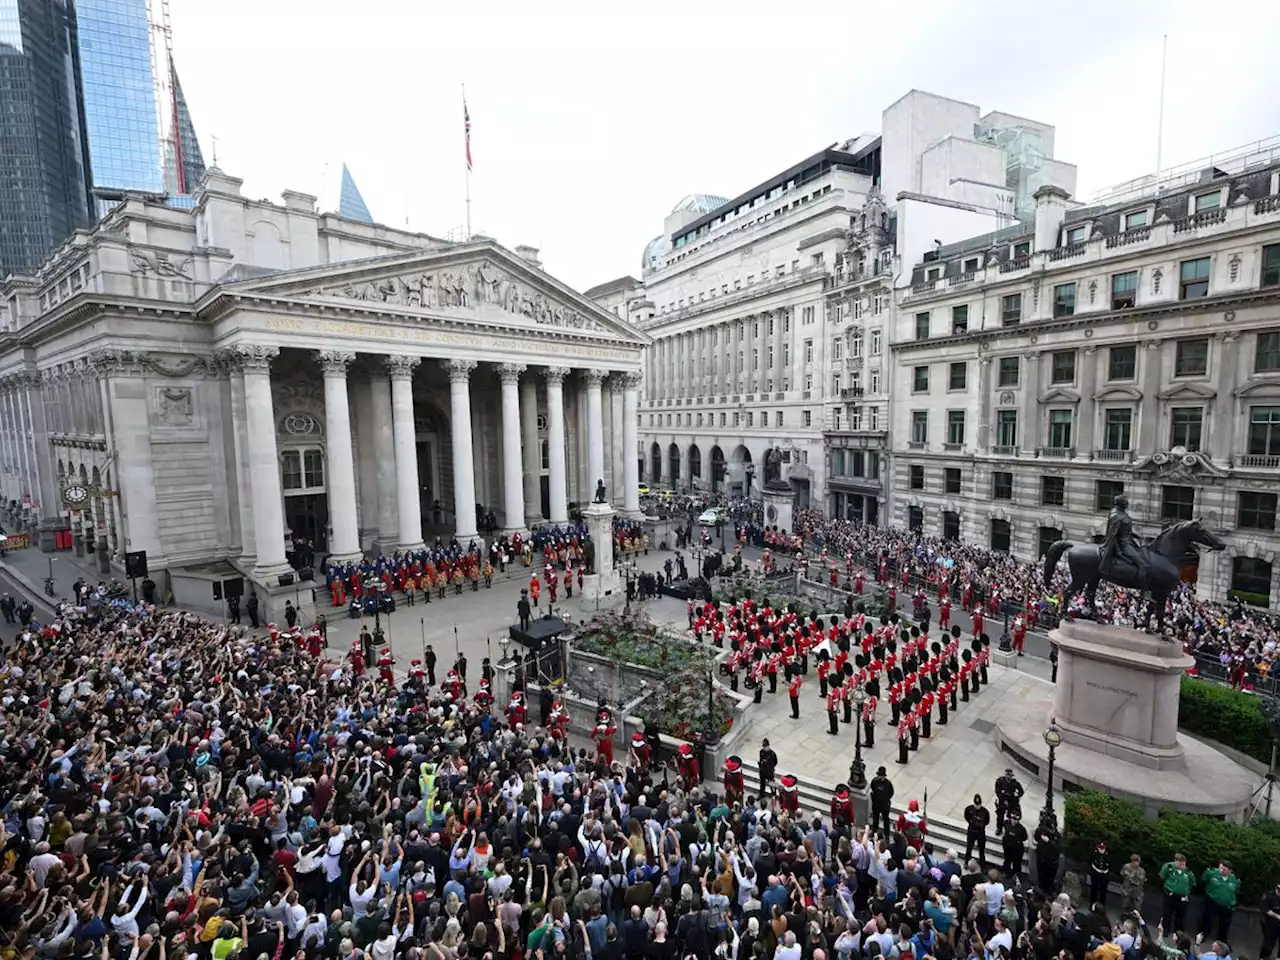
[594,478,607,504]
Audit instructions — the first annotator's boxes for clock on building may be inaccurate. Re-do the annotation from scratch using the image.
[62,484,89,507]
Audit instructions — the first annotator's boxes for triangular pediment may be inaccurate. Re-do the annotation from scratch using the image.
[1235,378,1280,399]
[202,240,650,346]
[1158,382,1217,401]
[1039,386,1080,404]
[1093,384,1143,402]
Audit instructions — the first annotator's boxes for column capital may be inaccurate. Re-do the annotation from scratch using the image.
[620,370,644,390]
[544,366,570,385]
[385,355,421,380]
[581,368,608,387]
[316,350,356,376]
[442,358,478,383]
[221,344,279,373]
[496,362,526,385]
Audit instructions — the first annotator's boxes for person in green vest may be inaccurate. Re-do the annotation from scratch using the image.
[1199,860,1240,942]
[1159,853,1195,933]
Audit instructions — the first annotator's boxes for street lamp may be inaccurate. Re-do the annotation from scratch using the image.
[1040,718,1062,831]
[849,686,868,790]
[998,598,1016,652]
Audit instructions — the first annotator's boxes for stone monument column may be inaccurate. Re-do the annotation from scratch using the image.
[622,372,641,516]
[584,369,606,496]
[544,367,570,524]
[369,370,400,555]
[236,345,290,579]
[497,363,527,535]
[387,356,424,551]
[317,351,362,563]
[520,375,543,525]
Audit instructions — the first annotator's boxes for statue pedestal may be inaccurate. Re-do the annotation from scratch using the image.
[762,485,794,536]
[581,501,623,611]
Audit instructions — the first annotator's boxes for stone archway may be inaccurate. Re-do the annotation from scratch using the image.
[650,442,662,485]
[710,445,725,492]
[729,444,753,496]
[688,443,702,488]
[668,442,681,486]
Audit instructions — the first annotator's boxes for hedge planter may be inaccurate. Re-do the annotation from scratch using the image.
[1178,675,1274,765]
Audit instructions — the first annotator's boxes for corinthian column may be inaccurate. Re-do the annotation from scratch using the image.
[234,345,290,578]
[317,351,362,563]
[544,367,569,523]
[387,356,424,551]
[497,363,526,535]
[520,375,543,525]
[583,369,606,499]
[445,359,479,542]
[609,376,625,505]
[622,371,642,516]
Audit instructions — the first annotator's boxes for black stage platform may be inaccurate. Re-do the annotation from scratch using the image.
[509,614,568,651]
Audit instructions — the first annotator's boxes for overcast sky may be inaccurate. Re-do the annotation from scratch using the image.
[170,0,1280,291]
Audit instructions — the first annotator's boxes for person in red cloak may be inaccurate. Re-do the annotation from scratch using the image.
[593,708,616,765]
[676,742,700,787]
[779,773,800,815]
[723,755,745,803]
[896,798,928,846]
[830,783,854,830]
[506,690,527,729]
[547,699,570,742]
[377,648,395,687]
[629,731,651,772]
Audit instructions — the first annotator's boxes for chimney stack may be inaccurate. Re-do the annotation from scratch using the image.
[1033,185,1071,253]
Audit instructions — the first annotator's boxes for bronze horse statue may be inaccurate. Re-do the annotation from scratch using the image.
[1042,518,1226,633]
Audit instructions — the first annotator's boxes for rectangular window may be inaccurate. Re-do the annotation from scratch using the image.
[1066,226,1087,245]
[1255,331,1280,373]
[831,407,839,431]
[952,305,969,334]
[1103,408,1133,451]
[804,339,814,363]
[870,406,880,430]
[1264,245,1280,287]
[1095,479,1125,512]
[1053,282,1076,317]
[1048,409,1073,448]
[909,465,925,490]
[996,410,1018,447]
[783,343,789,365]
[948,361,967,390]
[1162,485,1196,522]
[998,356,1020,387]
[915,312,930,340]
[832,373,841,394]
[1170,407,1203,452]
[990,518,1012,553]
[850,331,863,358]
[304,449,323,487]
[752,349,759,370]
[802,410,812,427]
[1108,344,1137,381]
[777,411,784,426]
[913,366,930,392]
[832,337,843,360]
[1249,406,1280,456]
[1124,210,1149,230]
[946,410,966,445]
[944,468,961,494]
[992,471,1013,500]
[747,412,754,427]
[870,369,880,393]
[1194,191,1221,212]
[1111,271,1137,310]
[964,257,979,273]
[1180,257,1211,299]
[911,411,928,444]
[1013,240,1031,258]
[1041,476,1065,506]
[760,411,768,427]
[1175,338,1209,377]
[1001,293,1022,325]
[1051,350,1076,383]
[720,412,726,426]
[281,450,302,490]
[1238,492,1278,531]
[871,329,882,355]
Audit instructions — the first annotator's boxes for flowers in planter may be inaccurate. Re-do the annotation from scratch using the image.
[574,609,712,671]
[638,666,735,741]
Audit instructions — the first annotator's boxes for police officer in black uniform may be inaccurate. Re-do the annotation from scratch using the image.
[994,767,1024,836]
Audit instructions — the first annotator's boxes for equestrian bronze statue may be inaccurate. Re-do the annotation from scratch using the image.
[1042,494,1226,633]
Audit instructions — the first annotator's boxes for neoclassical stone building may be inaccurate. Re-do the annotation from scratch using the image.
[0,168,646,615]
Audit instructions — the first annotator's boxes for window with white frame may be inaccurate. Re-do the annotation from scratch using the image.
[871,329,882,355]
[804,340,814,363]
[832,407,841,431]
[851,331,863,358]
[833,338,843,360]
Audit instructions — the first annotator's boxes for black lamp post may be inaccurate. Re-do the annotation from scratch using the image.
[849,686,868,790]
[744,462,756,499]
[1040,718,1062,831]
[998,598,1016,652]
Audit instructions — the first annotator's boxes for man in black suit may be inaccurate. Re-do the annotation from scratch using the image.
[517,590,532,631]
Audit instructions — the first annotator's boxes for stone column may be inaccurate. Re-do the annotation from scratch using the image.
[1213,332,1240,464]
[545,367,570,523]
[317,350,362,563]
[369,371,399,553]
[1138,340,1163,454]
[497,363,527,535]
[977,355,993,452]
[520,375,543,525]
[609,378,625,505]
[237,345,290,577]
[443,359,478,542]
[622,371,641,516]
[1077,345,1099,457]
[1022,351,1042,454]
[583,369,606,499]
[387,356,424,551]
[227,368,256,564]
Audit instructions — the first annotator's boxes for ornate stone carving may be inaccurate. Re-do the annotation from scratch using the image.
[496,362,526,384]
[280,412,323,436]
[224,344,279,373]
[154,387,194,427]
[317,260,604,332]
[1088,279,1098,304]
[316,350,356,376]
[384,356,420,379]
[581,369,607,387]
[1229,252,1242,282]
[544,366,570,384]
[128,246,193,279]
[443,358,477,382]
[998,390,1015,406]
[620,370,643,389]
[86,348,149,378]
[1152,267,1163,295]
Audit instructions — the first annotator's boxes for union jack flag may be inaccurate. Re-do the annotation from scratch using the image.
[464,99,472,172]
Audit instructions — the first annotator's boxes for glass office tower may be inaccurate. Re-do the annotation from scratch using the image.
[0,0,94,278]
[74,0,163,201]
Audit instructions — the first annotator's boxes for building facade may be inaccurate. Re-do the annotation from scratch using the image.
[0,0,94,279]
[0,167,647,617]
[889,163,1280,608]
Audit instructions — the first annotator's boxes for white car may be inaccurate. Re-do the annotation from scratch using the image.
[697,508,722,525]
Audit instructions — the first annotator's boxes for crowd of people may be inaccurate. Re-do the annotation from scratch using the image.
[4,582,1267,960]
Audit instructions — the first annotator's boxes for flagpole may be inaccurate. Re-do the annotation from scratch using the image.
[463,84,472,240]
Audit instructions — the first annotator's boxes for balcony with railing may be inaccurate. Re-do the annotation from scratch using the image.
[1047,243,1087,262]
[1038,446,1075,459]
[1236,453,1280,468]
[1105,227,1151,249]
[1172,208,1228,234]
[1093,449,1134,463]
[991,445,1018,456]
[841,387,865,400]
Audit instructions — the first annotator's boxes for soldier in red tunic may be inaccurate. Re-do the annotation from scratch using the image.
[830,783,854,831]
[506,689,527,729]
[779,774,800,815]
[817,653,831,699]
[564,565,573,599]
[897,714,910,765]
[788,672,802,719]
[593,707,616,766]
[547,698,570,743]
[676,742,700,787]
[939,594,951,629]
[855,569,865,595]
[630,731,651,772]
[826,684,841,736]
[972,607,985,639]
[378,648,395,687]
[723,755,745,803]
[474,678,493,713]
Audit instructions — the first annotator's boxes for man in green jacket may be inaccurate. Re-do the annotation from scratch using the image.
[1200,861,1240,942]
[1159,853,1195,933]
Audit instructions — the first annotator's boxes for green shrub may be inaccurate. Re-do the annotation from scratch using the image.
[1064,791,1280,903]
[1178,676,1273,764]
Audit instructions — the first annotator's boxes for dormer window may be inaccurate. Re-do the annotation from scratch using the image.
[963,257,979,273]
[1065,226,1087,246]
[926,267,941,282]
[1124,210,1149,230]
[1194,190,1222,213]
[1013,240,1031,258]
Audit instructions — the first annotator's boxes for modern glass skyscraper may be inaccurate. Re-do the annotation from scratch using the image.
[0,0,94,278]
[74,0,163,200]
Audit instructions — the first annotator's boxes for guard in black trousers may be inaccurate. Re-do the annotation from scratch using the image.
[789,674,801,719]
[862,695,877,748]
[897,719,910,765]
[827,688,840,735]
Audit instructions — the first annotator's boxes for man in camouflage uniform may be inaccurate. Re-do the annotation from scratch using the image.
[1121,854,1147,916]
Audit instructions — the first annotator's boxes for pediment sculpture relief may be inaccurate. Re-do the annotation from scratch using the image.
[316,260,604,332]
